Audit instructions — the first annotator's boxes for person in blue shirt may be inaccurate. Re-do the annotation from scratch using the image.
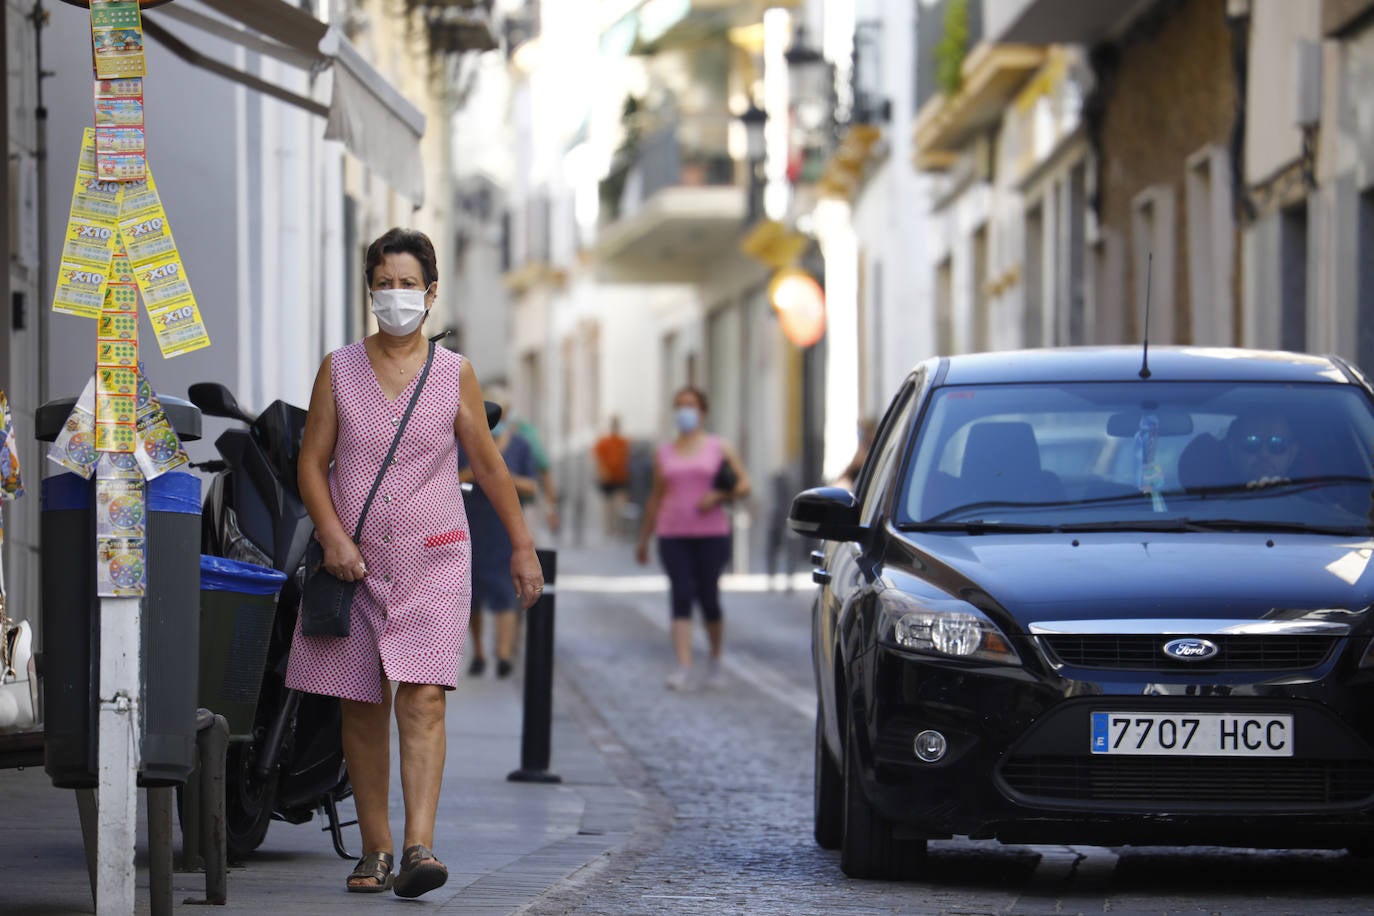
[486,387,559,537]
[459,413,539,677]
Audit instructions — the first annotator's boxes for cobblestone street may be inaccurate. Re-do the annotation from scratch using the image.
[528,544,1374,916]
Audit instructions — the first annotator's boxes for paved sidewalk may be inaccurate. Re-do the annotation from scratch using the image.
[1,598,642,915]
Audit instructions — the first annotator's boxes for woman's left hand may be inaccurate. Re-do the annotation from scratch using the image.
[510,546,545,609]
[696,490,726,513]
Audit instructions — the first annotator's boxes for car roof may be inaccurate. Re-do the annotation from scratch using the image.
[934,346,1357,387]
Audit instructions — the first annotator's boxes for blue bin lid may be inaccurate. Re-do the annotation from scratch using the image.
[200,555,288,595]
[42,471,202,515]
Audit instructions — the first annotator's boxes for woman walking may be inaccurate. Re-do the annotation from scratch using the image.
[286,227,543,897]
[635,386,750,690]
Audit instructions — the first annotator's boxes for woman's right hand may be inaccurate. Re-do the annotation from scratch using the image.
[322,536,368,582]
[635,538,650,566]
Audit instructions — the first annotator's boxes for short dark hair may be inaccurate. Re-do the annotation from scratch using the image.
[364,227,438,288]
[674,385,709,414]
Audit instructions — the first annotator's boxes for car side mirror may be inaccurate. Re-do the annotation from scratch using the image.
[789,487,866,542]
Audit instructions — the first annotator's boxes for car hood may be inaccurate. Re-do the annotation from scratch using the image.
[891,531,1374,627]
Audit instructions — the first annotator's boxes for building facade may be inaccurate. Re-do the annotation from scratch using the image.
[2,0,486,644]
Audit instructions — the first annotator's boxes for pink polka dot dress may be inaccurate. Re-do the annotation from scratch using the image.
[286,341,472,703]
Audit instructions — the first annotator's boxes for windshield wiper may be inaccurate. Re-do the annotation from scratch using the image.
[1183,474,1373,500]
[1172,518,1369,536]
[1052,519,1200,533]
[922,500,1073,524]
[896,521,1062,534]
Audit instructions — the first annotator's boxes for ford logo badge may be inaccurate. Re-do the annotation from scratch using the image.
[1162,637,1219,661]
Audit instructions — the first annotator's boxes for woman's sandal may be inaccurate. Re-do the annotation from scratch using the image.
[346,851,394,893]
[393,843,449,899]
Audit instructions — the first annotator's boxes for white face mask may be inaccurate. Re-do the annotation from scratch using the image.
[370,287,430,336]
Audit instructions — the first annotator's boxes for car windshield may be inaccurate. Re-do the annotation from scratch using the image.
[897,381,1374,534]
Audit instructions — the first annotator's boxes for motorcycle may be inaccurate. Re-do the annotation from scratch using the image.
[187,333,498,860]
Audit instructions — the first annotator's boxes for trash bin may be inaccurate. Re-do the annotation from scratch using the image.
[37,394,203,789]
[197,556,286,739]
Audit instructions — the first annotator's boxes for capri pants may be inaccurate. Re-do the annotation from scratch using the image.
[657,535,732,622]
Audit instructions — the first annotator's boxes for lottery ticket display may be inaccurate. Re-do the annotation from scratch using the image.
[53,1,207,600]
[90,1,145,80]
[52,134,117,319]
[96,477,145,538]
[53,131,210,357]
[91,5,147,181]
[47,377,100,478]
[97,533,146,598]
[134,365,188,480]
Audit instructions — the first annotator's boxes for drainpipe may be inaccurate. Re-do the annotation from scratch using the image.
[1225,1,1252,223]
[31,0,51,405]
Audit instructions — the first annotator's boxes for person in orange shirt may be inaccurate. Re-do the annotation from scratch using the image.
[592,416,631,537]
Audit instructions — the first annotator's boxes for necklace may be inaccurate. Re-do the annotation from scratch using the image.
[373,341,423,377]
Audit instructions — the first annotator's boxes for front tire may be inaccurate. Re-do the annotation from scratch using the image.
[814,704,843,849]
[840,716,926,880]
[225,741,279,860]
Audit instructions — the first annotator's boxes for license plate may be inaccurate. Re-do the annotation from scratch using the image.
[1090,712,1294,757]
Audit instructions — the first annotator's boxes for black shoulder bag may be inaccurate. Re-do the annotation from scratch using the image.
[301,342,435,637]
[711,454,739,496]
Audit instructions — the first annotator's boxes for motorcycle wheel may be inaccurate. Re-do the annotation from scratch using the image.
[226,741,279,859]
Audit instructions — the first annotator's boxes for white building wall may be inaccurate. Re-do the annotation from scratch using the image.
[850,0,934,404]
[1245,0,1322,185]
[931,179,994,354]
[1316,21,1374,370]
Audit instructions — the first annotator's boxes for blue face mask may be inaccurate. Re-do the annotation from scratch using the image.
[674,406,700,434]
[492,421,507,437]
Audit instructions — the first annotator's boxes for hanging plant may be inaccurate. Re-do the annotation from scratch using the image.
[598,95,646,222]
[936,0,970,97]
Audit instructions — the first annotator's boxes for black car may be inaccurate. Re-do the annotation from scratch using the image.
[791,346,1374,879]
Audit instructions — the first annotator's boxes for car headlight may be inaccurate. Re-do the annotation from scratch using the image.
[881,596,1021,665]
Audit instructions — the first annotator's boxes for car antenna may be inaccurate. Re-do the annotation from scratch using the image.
[1139,251,1153,379]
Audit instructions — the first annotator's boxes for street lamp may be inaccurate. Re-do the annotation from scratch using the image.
[853,20,893,124]
[739,102,768,224]
[785,23,830,132]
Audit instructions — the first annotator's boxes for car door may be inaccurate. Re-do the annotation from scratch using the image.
[816,370,926,755]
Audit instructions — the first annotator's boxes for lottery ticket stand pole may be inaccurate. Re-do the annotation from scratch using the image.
[96,595,140,915]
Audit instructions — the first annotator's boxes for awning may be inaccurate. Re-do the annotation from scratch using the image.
[142,0,426,206]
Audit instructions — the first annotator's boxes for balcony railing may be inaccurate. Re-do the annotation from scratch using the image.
[590,114,747,284]
[601,122,736,224]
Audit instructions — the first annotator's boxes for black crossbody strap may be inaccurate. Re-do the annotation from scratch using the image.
[351,342,435,542]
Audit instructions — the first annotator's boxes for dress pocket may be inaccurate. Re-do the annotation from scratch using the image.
[424,528,468,548]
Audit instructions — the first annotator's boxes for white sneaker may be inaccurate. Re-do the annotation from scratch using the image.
[664,667,695,691]
[701,658,727,689]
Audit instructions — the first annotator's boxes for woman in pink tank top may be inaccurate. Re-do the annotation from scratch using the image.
[291,229,543,898]
[635,386,751,691]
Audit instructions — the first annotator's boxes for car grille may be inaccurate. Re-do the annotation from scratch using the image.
[1039,635,1338,671]
[1000,755,1374,806]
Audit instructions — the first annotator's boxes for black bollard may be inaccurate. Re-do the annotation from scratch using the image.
[182,709,229,906]
[508,548,561,784]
